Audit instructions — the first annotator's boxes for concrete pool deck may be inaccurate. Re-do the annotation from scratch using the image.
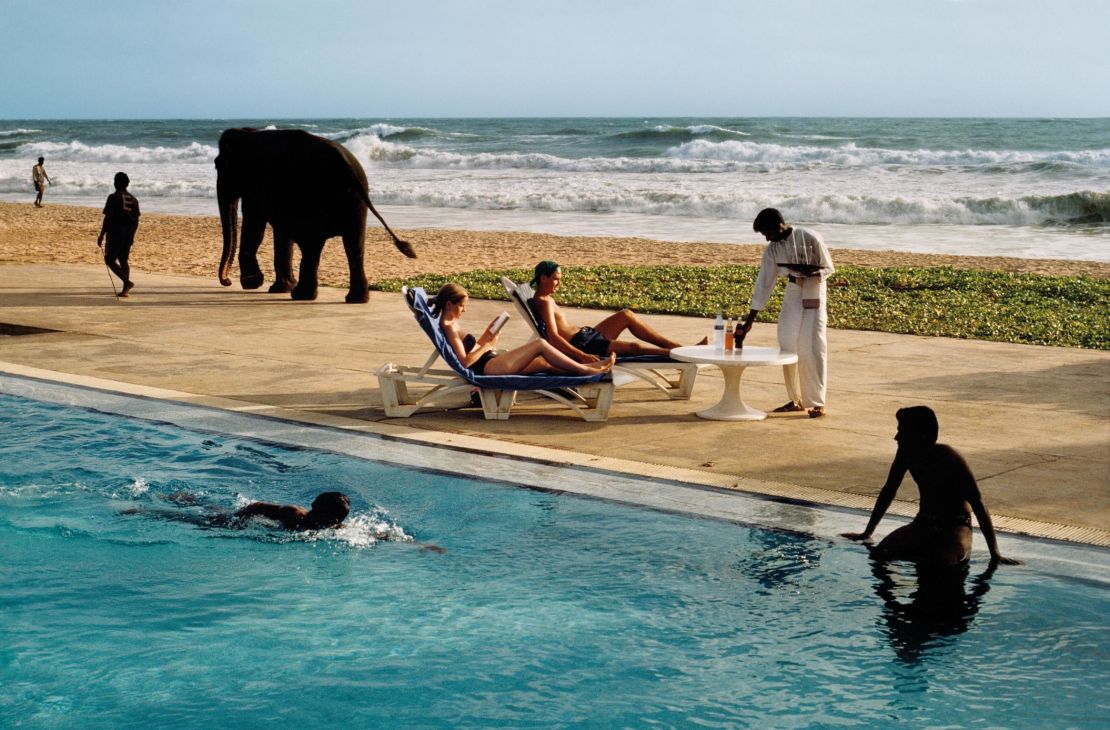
[1,262,1108,546]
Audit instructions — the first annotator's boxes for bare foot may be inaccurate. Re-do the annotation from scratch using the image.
[120,281,134,297]
[587,353,616,373]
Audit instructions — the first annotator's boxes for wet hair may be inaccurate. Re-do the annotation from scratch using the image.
[896,405,939,445]
[531,260,560,287]
[38,156,45,164]
[429,282,468,315]
[113,172,130,190]
[753,208,786,234]
[309,492,350,527]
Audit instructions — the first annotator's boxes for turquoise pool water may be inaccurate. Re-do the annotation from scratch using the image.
[1,386,1107,728]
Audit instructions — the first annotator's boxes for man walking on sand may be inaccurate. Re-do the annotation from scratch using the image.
[32,157,50,207]
[97,172,140,297]
[736,208,834,418]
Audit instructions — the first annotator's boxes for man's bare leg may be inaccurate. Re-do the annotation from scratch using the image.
[594,309,706,349]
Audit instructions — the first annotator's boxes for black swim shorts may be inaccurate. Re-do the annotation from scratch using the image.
[570,326,611,358]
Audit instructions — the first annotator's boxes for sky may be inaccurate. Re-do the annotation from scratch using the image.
[2,0,1108,119]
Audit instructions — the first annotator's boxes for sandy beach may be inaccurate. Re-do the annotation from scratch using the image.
[3,202,1108,286]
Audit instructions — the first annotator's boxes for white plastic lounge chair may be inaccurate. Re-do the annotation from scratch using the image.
[500,277,699,400]
[376,287,615,421]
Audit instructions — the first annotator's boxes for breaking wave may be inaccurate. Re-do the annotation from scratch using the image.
[612,124,751,144]
[16,140,217,164]
[343,132,1110,175]
[371,185,1110,227]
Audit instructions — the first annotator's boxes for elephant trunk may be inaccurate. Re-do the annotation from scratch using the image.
[218,197,240,287]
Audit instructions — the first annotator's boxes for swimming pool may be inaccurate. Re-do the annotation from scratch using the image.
[2,375,1108,728]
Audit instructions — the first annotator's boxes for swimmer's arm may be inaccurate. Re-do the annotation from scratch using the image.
[234,502,303,530]
[841,457,907,541]
[970,498,1021,566]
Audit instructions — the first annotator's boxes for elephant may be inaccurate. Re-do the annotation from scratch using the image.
[215,128,416,303]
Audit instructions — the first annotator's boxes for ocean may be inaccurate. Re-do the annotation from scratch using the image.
[2,117,1108,261]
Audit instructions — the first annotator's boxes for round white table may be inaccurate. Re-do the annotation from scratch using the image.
[669,345,798,421]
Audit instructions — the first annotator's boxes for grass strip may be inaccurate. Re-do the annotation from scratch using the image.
[373,265,1110,350]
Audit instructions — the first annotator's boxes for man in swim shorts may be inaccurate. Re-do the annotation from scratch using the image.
[841,406,1020,567]
[528,260,706,362]
[32,157,51,207]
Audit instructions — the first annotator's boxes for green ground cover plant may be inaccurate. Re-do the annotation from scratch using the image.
[373,265,1110,350]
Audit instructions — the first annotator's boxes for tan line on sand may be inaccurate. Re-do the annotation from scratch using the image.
[3,202,1108,283]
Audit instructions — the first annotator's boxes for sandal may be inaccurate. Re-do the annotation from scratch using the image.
[772,401,805,413]
[808,407,826,418]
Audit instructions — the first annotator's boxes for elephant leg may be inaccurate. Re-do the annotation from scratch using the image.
[291,239,324,301]
[342,226,369,304]
[238,214,267,290]
[268,228,297,293]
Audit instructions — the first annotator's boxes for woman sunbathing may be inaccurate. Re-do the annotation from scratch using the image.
[432,283,614,376]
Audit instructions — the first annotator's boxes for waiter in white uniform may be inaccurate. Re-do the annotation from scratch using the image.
[737,208,834,418]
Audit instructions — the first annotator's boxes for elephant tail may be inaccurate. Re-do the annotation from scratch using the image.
[355,183,417,259]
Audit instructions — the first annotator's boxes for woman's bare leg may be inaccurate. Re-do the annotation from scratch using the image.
[485,340,613,376]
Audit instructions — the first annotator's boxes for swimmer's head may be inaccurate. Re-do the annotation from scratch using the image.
[895,405,939,446]
[308,491,350,528]
[38,156,45,164]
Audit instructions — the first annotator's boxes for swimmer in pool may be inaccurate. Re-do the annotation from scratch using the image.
[233,491,350,531]
[841,406,1020,567]
[125,491,445,552]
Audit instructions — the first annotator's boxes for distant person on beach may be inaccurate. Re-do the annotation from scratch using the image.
[32,157,50,207]
[735,209,834,418]
[97,172,140,297]
[529,260,706,362]
[434,282,615,375]
[841,406,1020,567]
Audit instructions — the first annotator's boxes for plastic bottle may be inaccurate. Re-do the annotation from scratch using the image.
[734,320,746,350]
[713,311,724,352]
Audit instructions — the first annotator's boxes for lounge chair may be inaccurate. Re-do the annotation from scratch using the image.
[500,277,699,400]
[376,287,615,421]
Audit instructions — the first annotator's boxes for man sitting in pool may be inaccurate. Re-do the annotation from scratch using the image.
[528,260,707,363]
[234,491,350,531]
[841,406,1020,567]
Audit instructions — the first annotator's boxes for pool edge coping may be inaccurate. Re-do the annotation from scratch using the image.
[4,360,1107,550]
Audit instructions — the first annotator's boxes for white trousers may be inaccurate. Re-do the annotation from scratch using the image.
[777,280,828,409]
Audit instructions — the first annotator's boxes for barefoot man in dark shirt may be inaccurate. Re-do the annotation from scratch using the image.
[842,406,1020,567]
[97,172,140,297]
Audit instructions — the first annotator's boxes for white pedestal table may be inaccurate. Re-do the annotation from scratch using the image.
[669,345,798,421]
